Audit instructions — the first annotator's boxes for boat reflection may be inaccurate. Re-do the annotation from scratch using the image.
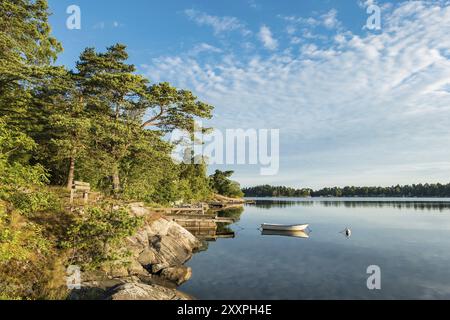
[186,227,235,241]
[261,229,310,239]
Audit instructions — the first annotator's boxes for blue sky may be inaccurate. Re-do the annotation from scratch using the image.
[47,0,450,188]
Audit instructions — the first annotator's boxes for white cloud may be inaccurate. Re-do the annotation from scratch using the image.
[145,1,450,187]
[184,9,250,36]
[188,43,222,55]
[286,25,296,35]
[321,9,341,29]
[280,15,320,27]
[248,0,259,9]
[258,25,278,50]
[358,0,376,9]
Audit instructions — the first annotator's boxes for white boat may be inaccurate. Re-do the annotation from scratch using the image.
[261,223,309,231]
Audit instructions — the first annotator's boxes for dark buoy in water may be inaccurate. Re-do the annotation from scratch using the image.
[340,227,352,238]
[345,228,352,238]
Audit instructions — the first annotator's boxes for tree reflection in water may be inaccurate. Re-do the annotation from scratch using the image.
[246,199,450,212]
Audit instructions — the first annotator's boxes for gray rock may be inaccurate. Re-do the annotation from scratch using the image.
[160,266,192,285]
[127,217,201,273]
[137,248,156,267]
[72,215,200,300]
[128,260,150,277]
[128,202,151,217]
[105,282,192,300]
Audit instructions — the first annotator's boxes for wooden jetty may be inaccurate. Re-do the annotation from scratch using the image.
[166,214,236,226]
[184,227,235,241]
[163,208,236,233]
[152,207,205,215]
[152,198,239,242]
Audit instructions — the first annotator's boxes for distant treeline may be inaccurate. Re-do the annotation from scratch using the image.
[242,183,450,198]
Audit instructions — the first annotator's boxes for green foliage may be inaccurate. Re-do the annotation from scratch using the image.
[0,0,61,67]
[62,207,144,270]
[0,121,57,300]
[0,0,218,300]
[242,185,312,197]
[144,82,213,133]
[0,210,50,262]
[175,149,212,202]
[0,0,62,127]
[242,184,450,198]
[4,41,216,202]
[209,170,244,198]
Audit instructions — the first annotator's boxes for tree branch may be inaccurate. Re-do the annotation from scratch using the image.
[141,105,165,128]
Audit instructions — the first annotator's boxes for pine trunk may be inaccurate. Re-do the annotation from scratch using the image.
[112,167,120,194]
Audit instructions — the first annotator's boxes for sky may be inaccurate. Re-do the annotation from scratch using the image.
[47,0,450,188]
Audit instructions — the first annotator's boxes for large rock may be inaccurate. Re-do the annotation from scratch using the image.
[71,213,201,300]
[160,266,192,285]
[105,282,192,300]
[128,202,152,217]
[126,217,201,274]
[137,248,156,267]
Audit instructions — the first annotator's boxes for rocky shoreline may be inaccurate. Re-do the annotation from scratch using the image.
[69,204,202,300]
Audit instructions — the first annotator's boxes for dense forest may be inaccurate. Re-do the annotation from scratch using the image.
[0,0,242,299]
[243,183,450,198]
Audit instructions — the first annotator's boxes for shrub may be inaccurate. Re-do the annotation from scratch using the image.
[62,206,143,270]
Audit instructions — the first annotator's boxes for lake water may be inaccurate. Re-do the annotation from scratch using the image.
[180,197,450,300]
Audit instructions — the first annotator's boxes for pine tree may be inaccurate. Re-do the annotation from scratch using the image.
[0,0,62,122]
[74,44,149,193]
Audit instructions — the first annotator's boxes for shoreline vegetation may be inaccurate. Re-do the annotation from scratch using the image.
[242,183,450,198]
[0,1,245,300]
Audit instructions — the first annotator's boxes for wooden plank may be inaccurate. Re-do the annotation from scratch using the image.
[74,181,90,187]
[166,214,216,220]
[83,191,89,204]
[175,219,217,229]
[214,217,236,223]
[152,207,204,215]
[153,207,203,212]
[69,189,75,204]
[73,185,90,191]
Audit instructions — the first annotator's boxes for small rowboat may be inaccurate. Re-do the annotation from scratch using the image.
[261,223,309,232]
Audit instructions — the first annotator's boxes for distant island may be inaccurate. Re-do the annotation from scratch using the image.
[242,183,450,198]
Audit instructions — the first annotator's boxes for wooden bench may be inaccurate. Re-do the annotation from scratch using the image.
[70,181,91,204]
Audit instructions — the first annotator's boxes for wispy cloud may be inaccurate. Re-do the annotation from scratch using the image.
[280,15,319,27]
[358,0,376,9]
[279,8,343,31]
[188,43,222,55]
[258,25,278,50]
[248,0,260,10]
[321,9,341,29]
[146,1,450,187]
[184,9,250,36]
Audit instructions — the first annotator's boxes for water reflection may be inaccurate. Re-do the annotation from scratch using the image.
[186,207,244,242]
[216,207,245,220]
[182,197,450,299]
[261,229,310,239]
[247,200,309,209]
[247,198,450,212]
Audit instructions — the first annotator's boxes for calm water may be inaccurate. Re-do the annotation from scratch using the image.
[180,197,450,300]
